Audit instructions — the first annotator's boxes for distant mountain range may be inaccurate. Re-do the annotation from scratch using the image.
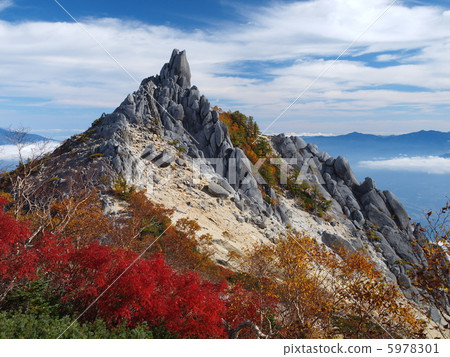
[302,130,450,161]
[0,128,51,145]
[0,129,59,170]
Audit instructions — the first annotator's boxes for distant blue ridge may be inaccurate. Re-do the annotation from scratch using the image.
[0,128,52,145]
[302,130,450,160]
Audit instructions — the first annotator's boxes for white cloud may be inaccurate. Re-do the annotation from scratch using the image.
[0,0,12,12]
[0,141,60,162]
[359,156,450,174]
[286,132,336,137]
[376,54,401,62]
[1,0,450,134]
[30,128,83,134]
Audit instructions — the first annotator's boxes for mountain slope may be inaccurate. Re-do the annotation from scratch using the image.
[9,49,448,333]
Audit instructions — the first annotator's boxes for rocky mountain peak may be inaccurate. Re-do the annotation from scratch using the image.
[160,49,191,89]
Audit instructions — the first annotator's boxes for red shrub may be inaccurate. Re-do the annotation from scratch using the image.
[56,245,227,337]
[224,283,278,338]
[0,198,38,288]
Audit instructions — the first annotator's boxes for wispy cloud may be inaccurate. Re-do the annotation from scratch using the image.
[286,132,336,137]
[1,0,450,134]
[376,54,401,62]
[359,156,450,174]
[30,128,83,134]
[0,0,13,12]
[0,141,60,162]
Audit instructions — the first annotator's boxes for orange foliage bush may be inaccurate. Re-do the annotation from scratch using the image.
[239,231,426,338]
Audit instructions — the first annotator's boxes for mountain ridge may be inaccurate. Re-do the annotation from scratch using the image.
[5,49,448,332]
[302,130,450,158]
[0,128,52,145]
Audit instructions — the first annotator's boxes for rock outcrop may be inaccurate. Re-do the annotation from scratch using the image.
[270,132,427,300]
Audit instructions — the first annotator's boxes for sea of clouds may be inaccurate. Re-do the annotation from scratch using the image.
[359,156,450,175]
[0,141,60,163]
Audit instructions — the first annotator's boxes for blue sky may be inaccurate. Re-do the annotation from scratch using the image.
[1,0,450,140]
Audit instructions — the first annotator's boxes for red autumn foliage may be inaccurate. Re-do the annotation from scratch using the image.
[225,283,260,326]
[224,282,278,338]
[0,198,228,338]
[0,198,39,295]
[56,246,227,338]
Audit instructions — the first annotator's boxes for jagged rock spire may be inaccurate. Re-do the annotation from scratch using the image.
[160,49,191,89]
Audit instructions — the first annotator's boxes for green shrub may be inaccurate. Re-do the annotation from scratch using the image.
[0,311,158,339]
[89,153,104,160]
[91,117,102,127]
[286,172,332,217]
[367,230,381,242]
[1,279,65,316]
[112,174,136,200]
